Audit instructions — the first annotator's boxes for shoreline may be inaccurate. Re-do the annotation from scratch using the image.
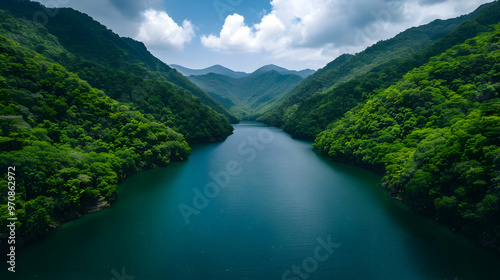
[0,194,111,258]
[0,159,183,258]
[314,147,500,252]
[0,133,231,258]
[3,134,499,258]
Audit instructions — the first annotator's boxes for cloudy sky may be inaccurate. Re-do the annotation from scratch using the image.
[34,0,492,72]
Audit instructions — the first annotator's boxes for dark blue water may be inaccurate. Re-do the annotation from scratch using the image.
[4,122,500,279]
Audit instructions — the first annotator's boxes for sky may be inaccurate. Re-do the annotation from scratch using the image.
[34,0,493,72]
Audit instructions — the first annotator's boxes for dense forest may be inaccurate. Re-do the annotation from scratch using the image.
[315,23,500,249]
[0,1,234,251]
[258,2,493,136]
[0,0,237,141]
[284,3,500,140]
[0,30,191,245]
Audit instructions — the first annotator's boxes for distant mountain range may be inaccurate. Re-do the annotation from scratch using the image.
[251,65,316,78]
[171,64,248,79]
[170,64,315,119]
[171,64,315,79]
[188,70,304,119]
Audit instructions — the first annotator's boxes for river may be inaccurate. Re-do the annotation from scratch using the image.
[3,122,500,279]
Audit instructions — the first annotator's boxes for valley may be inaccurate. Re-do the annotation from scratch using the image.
[172,64,314,119]
[0,0,499,279]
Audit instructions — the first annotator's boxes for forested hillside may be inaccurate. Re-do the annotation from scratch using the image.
[0,1,235,252]
[282,1,500,140]
[315,23,500,249]
[188,70,304,119]
[0,31,190,247]
[258,3,487,134]
[0,0,237,141]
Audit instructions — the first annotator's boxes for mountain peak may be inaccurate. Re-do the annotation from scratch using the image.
[171,64,247,78]
[251,65,315,78]
[253,64,287,73]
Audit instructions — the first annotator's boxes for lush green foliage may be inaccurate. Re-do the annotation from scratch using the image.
[188,70,304,119]
[258,3,488,133]
[0,0,237,141]
[284,1,500,140]
[258,54,352,127]
[315,25,500,248]
[0,33,190,242]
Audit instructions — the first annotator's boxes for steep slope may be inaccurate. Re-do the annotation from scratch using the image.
[259,5,481,131]
[283,0,500,140]
[0,0,238,140]
[188,70,304,119]
[315,24,500,249]
[0,30,190,251]
[171,64,248,79]
[188,73,240,112]
[258,53,353,127]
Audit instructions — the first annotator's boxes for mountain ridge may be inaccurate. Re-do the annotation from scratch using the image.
[258,6,482,130]
[252,64,315,78]
[172,64,315,79]
[276,0,500,139]
[171,64,248,79]
[0,0,238,127]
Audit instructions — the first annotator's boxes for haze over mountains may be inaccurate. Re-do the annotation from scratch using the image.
[171,64,315,79]
[171,64,248,79]
[171,64,315,119]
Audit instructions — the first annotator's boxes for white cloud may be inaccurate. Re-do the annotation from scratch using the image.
[201,13,289,53]
[136,9,195,51]
[201,0,492,67]
[201,14,260,52]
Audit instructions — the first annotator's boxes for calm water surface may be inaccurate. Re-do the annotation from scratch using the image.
[3,122,500,279]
